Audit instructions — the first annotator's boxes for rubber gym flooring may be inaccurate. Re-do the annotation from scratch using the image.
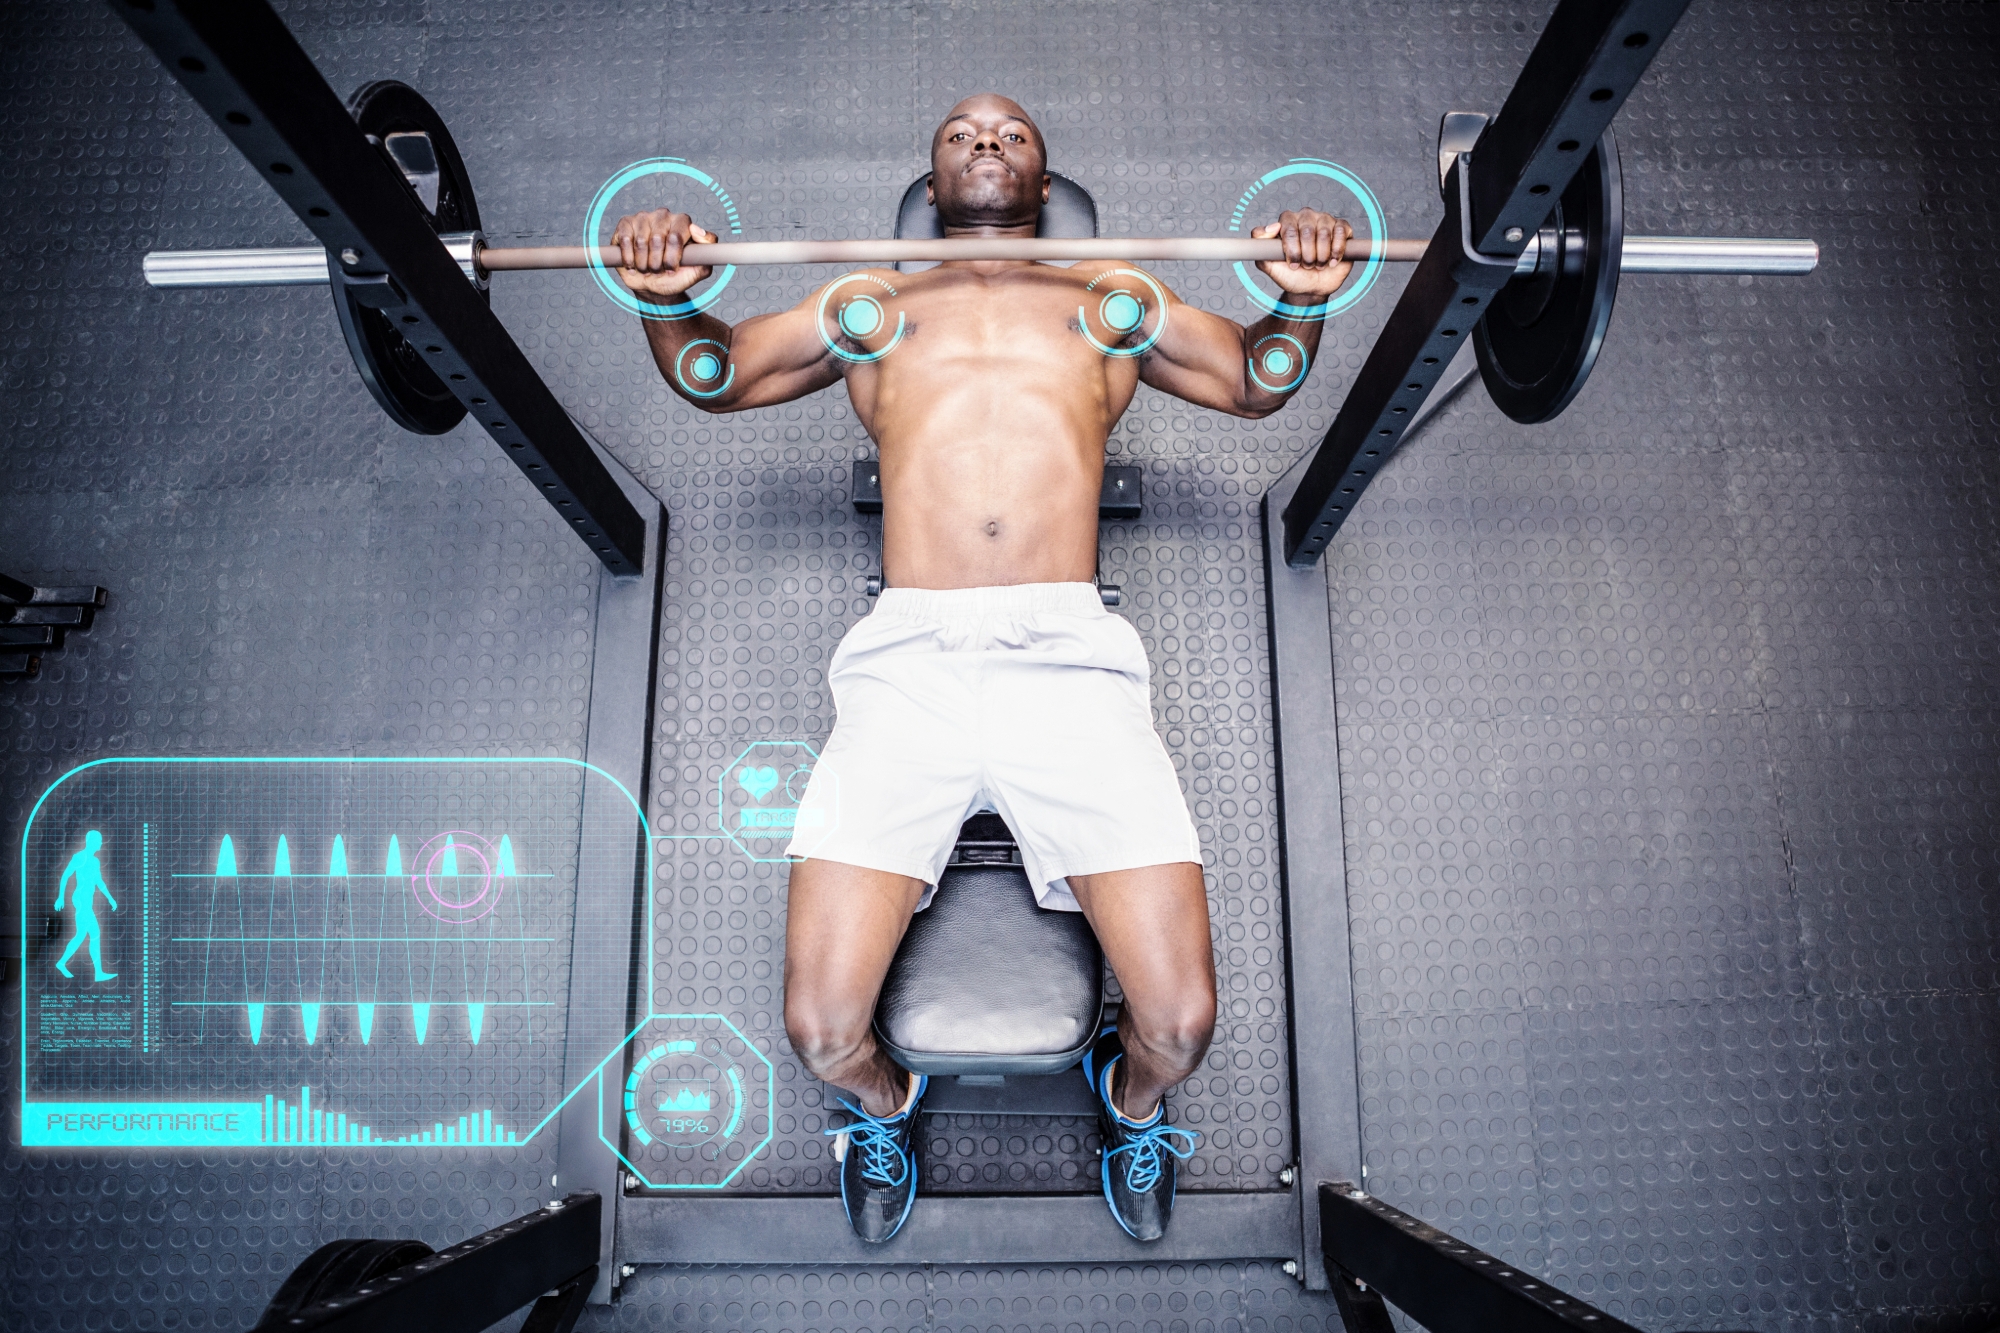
[2,0,1997,1329]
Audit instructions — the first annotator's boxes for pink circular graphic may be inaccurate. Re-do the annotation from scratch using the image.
[411,831,505,924]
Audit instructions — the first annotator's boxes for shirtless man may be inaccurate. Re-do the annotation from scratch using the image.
[615,94,1352,1243]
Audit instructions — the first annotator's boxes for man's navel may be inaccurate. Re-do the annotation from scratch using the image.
[983,520,1001,538]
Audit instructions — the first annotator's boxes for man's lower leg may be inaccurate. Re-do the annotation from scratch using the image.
[799,1029,912,1119]
[1109,1024,1205,1121]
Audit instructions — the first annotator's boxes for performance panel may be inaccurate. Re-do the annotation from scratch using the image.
[18,757,640,1150]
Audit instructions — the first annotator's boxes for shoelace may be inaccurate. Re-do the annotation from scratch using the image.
[827,1099,911,1188]
[1107,1120,1199,1193]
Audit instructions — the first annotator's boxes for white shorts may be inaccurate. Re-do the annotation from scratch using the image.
[785,582,1203,911]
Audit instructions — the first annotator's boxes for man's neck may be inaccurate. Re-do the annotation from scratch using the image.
[938,220,1040,273]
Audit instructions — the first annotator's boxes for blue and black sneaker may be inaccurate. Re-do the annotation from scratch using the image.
[1081,1026,1199,1242]
[826,1073,927,1243]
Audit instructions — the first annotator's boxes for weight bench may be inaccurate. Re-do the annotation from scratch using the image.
[856,170,1130,1116]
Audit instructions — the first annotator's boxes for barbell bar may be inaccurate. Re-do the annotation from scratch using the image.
[142,231,1818,289]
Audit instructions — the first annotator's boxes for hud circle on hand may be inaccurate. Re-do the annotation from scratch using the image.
[1227,157,1385,322]
[585,157,742,321]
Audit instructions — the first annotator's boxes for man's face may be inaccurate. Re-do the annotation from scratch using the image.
[928,96,1049,230]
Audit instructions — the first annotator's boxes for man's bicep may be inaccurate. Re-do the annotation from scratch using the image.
[1137,296,1254,415]
[711,302,843,408]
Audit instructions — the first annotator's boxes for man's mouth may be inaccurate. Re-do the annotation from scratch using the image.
[963,157,1013,176]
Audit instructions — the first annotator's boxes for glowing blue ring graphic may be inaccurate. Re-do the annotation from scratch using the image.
[1227,158,1385,322]
[673,338,736,399]
[584,157,742,322]
[1079,269,1168,358]
[1247,332,1311,393]
[838,297,884,338]
[815,274,905,363]
[1101,290,1144,332]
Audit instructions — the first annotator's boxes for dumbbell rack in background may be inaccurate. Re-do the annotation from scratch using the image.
[1,572,109,683]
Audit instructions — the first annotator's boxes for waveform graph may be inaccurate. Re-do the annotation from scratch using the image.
[20,758,651,1150]
[167,825,544,1055]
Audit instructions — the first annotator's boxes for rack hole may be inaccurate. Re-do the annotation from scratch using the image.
[1422,356,1439,365]
[269,162,293,176]
[1589,87,1614,101]
[1558,139,1579,152]
[425,345,442,353]
[225,111,250,126]
[1462,296,1480,304]
[1529,183,1549,195]
[1442,328,1459,337]
[307,207,328,218]
[401,315,419,325]
[177,56,205,73]
[1623,31,1649,47]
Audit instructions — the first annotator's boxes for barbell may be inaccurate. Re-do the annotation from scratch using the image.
[142,81,1817,433]
[144,232,1815,284]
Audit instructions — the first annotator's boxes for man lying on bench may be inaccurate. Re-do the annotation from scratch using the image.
[615,93,1353,1244]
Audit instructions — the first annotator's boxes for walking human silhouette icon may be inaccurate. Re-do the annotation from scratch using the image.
[54,829,119,982]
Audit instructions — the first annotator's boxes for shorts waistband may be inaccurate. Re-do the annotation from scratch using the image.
[871,582,1105,620]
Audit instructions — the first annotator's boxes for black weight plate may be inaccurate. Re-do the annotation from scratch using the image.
[1474,129,1623,424]
[330,81,483,435]
[259,1237,434,1321]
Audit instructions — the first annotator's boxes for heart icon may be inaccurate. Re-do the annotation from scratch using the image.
[737,766,780,802]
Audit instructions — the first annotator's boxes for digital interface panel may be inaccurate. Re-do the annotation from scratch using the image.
[20,760,605,1149]
[19,756,792,1187]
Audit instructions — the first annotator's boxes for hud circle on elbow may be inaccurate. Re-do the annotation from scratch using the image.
[673,338,736,398]
[1227,158,1385,322]
[1247,332,1311,393]
[815,274,906,363]
[1077,268,1168,357]
[584,157,743,321]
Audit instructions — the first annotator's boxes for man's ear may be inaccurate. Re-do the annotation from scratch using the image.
[925,173,935,207]
[1041,176,1051,203]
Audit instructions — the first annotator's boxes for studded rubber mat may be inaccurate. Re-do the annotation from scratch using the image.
[2,0,1996,1329]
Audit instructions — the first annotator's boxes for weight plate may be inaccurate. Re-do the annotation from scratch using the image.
[259,1237,434,1321]
[330,81,483,435]
[1474,129,1623,424]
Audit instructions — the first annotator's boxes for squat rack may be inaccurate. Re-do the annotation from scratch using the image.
[108,0,1742,1329]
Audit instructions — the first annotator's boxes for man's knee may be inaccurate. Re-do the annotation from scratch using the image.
[1132,991,1217,1077]
[783,990,872,1079]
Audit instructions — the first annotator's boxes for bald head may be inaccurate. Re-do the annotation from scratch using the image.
[927,94,1051,232]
